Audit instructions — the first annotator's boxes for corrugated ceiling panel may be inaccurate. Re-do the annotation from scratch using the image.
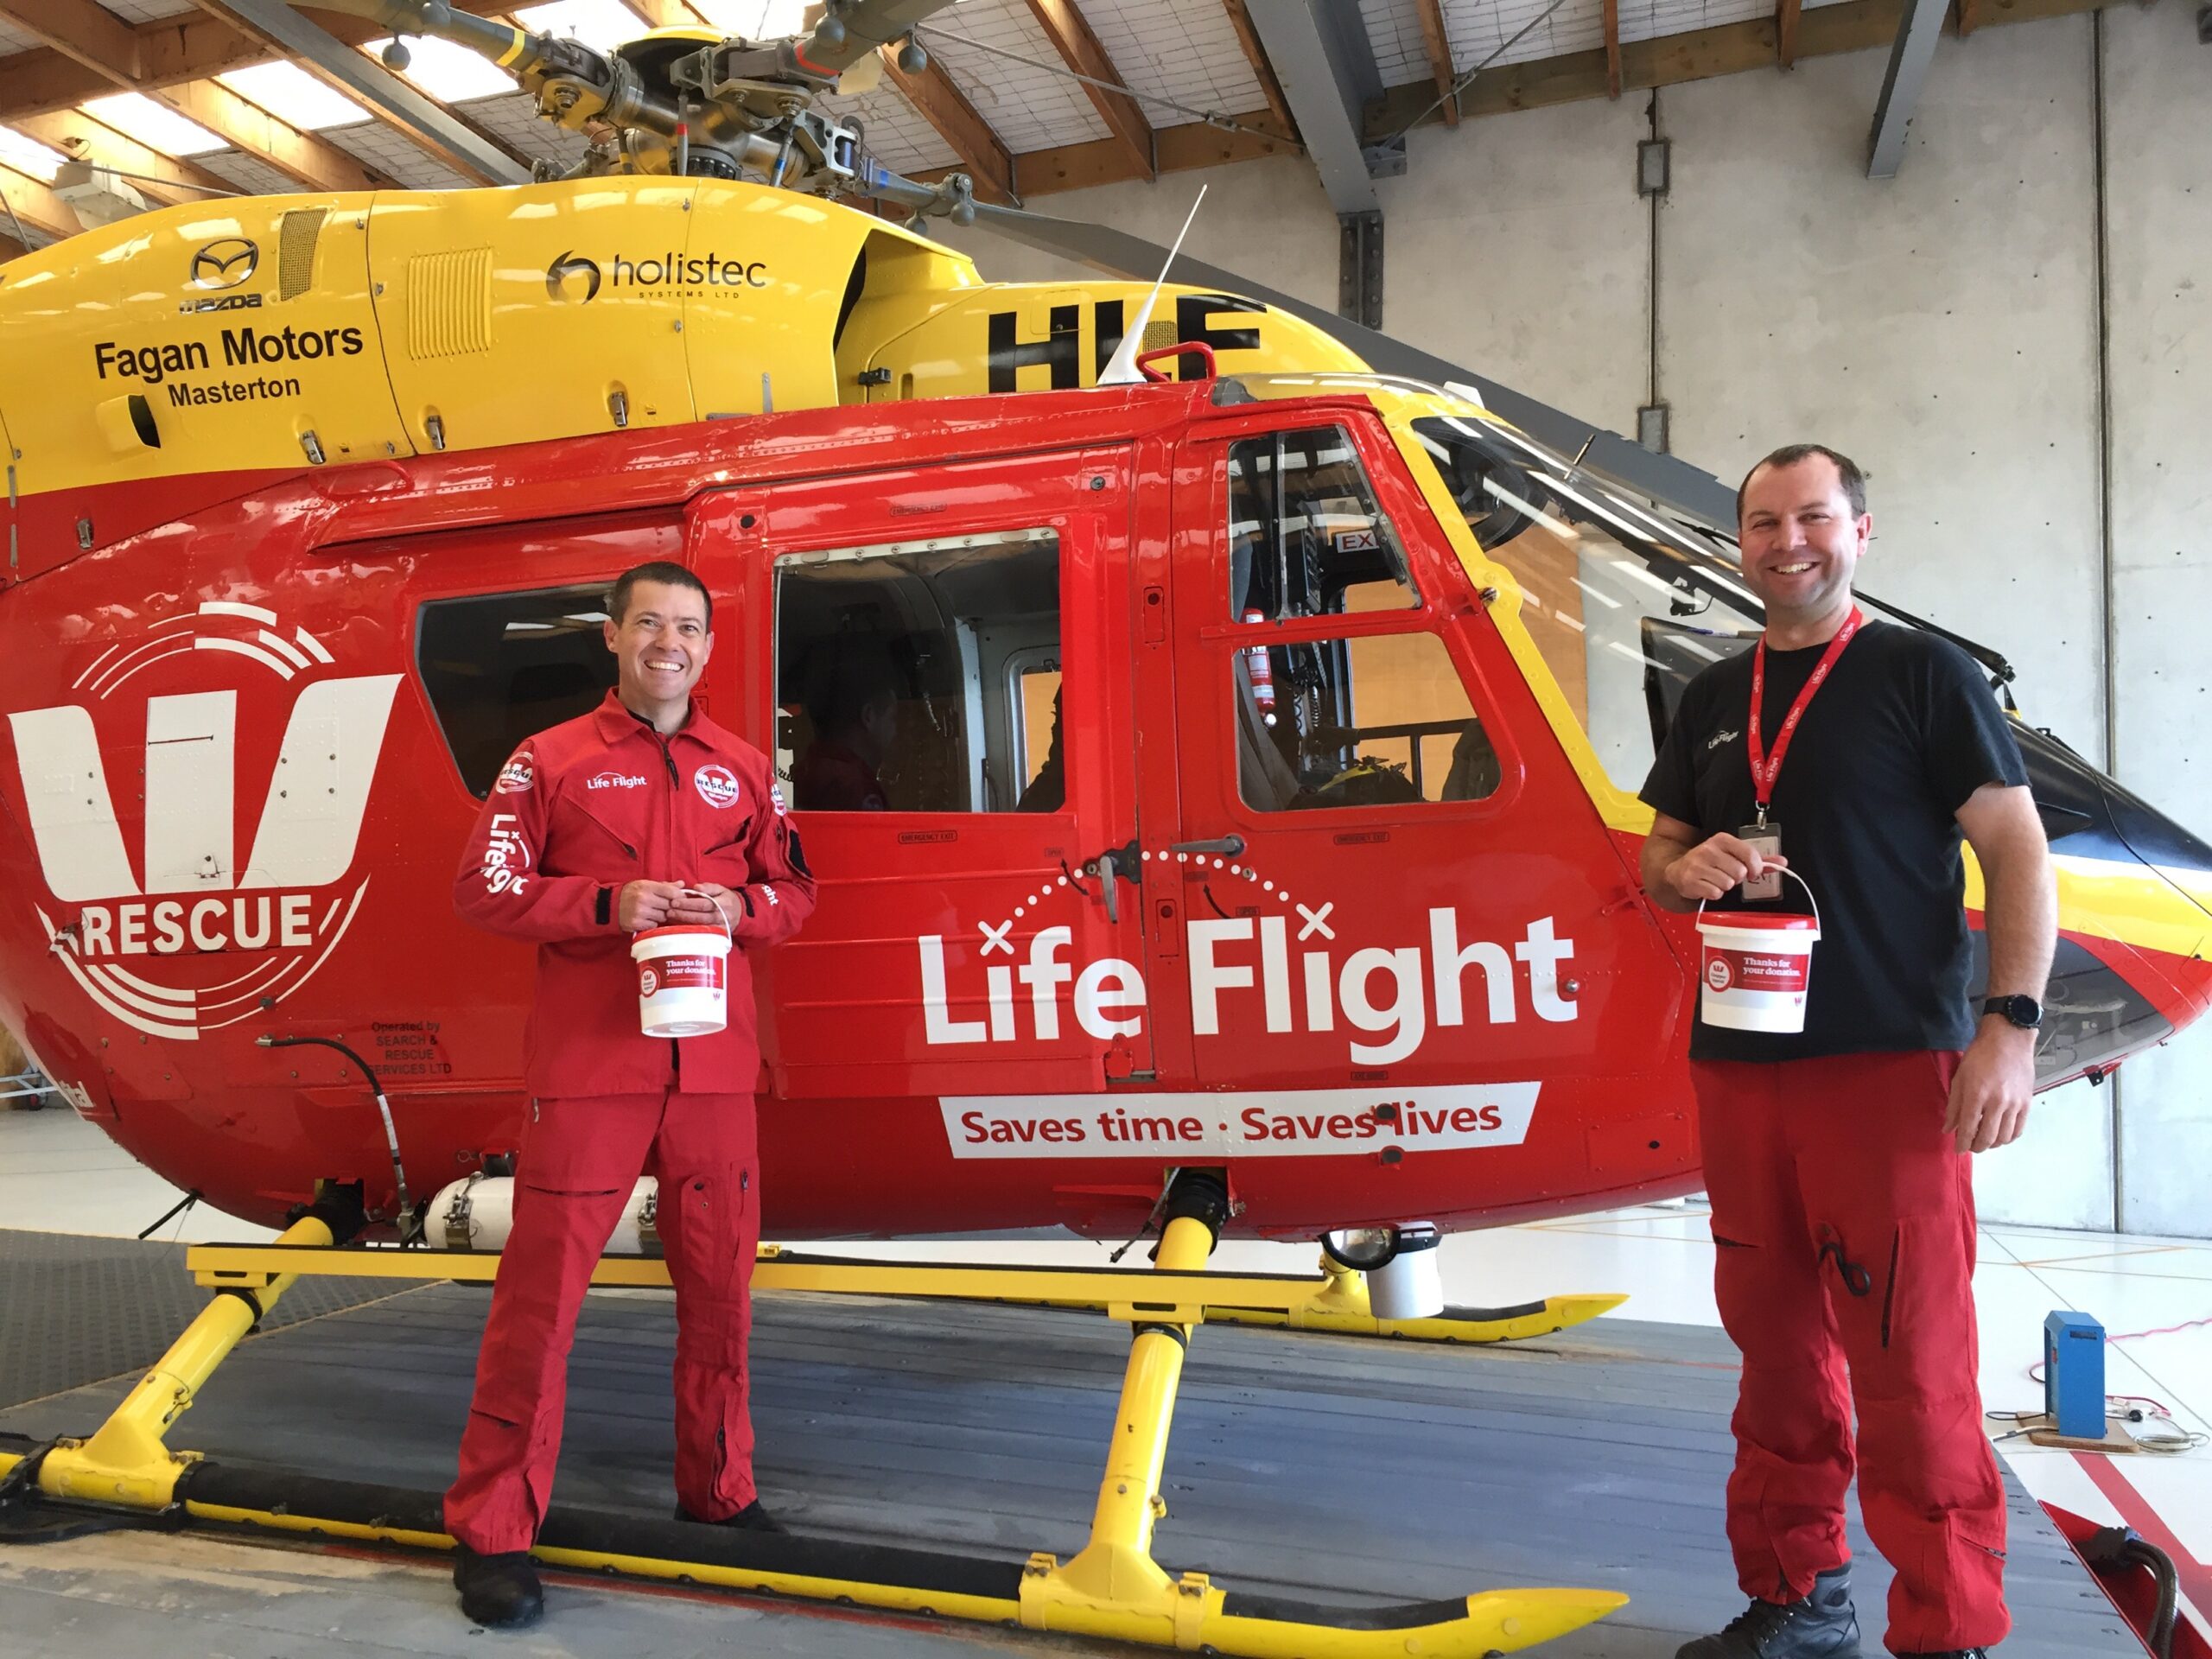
[196,149,308,199]
[0,18,44,54]
[1441,0,1608,68]
[917,0,1109,156]
[1360,0,1432,86]
[325,122,476,192]
[1619,0,1769,47]
[457,92,590,168]
[99,0,200,22]
[821,85,961,176]
[1079,0,1267,124]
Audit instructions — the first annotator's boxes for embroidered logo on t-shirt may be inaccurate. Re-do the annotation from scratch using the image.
[1705,728,1740,752]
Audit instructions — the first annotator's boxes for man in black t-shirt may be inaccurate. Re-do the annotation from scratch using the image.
[1639,446,2055,1659]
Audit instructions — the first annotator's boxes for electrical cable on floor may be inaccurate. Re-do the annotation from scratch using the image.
[2008,1310,2212,1451]
[1989,1402,2209,1456]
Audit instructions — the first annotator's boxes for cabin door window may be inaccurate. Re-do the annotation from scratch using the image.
[731,447,1148,1103]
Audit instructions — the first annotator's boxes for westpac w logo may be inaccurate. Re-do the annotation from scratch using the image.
[6,602,399,1040]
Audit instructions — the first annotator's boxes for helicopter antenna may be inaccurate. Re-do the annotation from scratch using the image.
[1096,185,1206,388]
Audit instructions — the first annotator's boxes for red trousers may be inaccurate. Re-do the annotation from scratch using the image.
[1694,1052,2008,1655]
[444,1089,761,1554]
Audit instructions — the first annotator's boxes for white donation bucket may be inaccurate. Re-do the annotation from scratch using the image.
[1695,871,1821,1034]
[632,923,731,1037]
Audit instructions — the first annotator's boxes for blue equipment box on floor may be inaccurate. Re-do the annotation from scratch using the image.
[2044,1310,2106,1439]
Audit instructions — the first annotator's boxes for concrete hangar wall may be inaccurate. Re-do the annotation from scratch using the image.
[948,1,2212,1239]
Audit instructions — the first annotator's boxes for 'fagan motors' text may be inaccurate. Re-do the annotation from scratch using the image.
[92,324,368,394]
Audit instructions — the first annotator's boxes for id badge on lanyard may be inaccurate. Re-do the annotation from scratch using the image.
[1742,609,1861,899]
[1737,822,1785,902]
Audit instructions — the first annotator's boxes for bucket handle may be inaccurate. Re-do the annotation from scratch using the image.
[1695,867,1821,933]
[633,887,735,942]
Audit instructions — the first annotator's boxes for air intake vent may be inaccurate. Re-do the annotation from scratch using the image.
[1142,319,1179,353]
[276,207,326,299]
[408,248,493,359]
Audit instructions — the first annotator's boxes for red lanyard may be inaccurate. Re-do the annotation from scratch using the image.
[1747,608,1861,823]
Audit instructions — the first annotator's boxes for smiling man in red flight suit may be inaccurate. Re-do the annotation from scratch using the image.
[443,560,816,1630]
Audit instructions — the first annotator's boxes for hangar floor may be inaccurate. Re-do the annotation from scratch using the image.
[1,1105,2206,1656]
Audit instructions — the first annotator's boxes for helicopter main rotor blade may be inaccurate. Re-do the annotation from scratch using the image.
[229,0,531,183]
[295,0,537,73]
[967,200,1740,534]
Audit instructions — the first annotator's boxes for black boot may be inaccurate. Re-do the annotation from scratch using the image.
[453,1542,543,1629]
[673,1497,785,1532]
[1677,1565,1861,1658]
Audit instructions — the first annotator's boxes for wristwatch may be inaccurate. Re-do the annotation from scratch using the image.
[1983,994,2044,1030]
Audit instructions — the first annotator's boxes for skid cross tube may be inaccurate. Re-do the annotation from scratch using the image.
[6,1230,1630,1656]
[33,1213,339,1509]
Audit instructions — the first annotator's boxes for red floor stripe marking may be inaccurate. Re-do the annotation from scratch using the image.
[2075,1452,2212,1640]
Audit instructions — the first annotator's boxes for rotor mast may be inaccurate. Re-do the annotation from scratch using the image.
[295,0,977,219]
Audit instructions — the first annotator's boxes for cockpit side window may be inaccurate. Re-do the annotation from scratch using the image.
[1228,426,1419,623]
[1231,626,1497,813]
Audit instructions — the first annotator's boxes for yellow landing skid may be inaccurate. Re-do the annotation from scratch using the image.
[3,1217,1630,1657]
[179,1240,1627,1344]
[1200,1257,1629,1344]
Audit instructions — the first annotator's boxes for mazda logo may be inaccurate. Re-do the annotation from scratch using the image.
[188,237,258,290]
[545,251,601,303]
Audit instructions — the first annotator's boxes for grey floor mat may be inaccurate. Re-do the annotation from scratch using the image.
[0,1235,2137,1657]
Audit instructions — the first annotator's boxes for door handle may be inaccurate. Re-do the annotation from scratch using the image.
[1086,839,1141,924]
[1169,835,1246,857]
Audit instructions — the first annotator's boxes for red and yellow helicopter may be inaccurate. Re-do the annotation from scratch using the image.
[3,1,2209,1653]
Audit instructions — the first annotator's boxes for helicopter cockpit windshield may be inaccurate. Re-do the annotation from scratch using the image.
[1408,410,1768,795]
